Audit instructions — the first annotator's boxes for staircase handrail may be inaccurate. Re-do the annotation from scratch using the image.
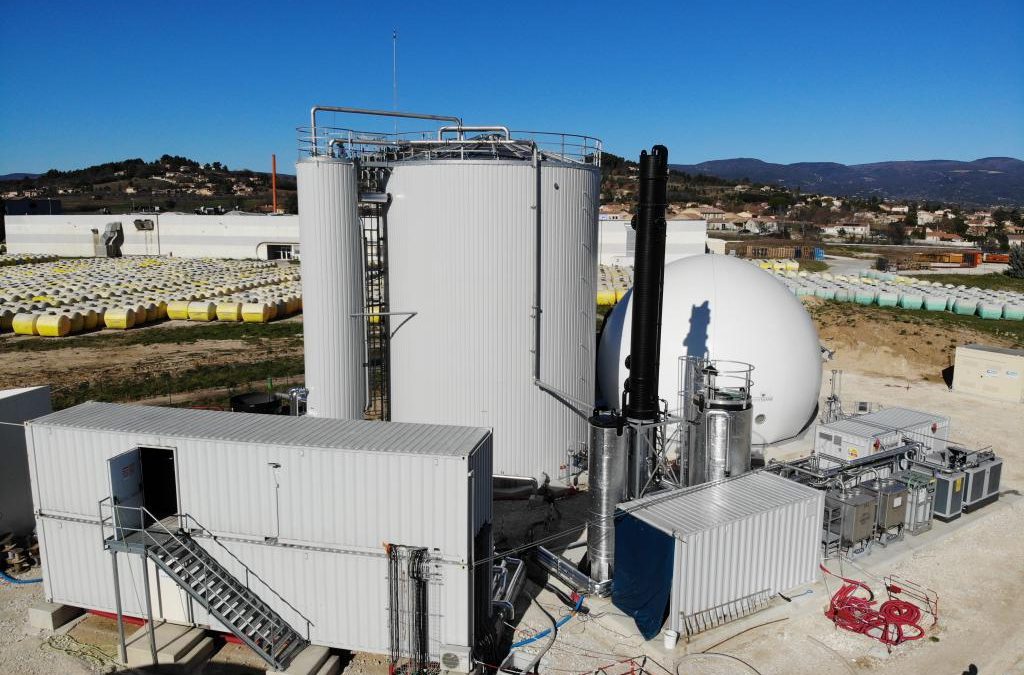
[178,511,314,637]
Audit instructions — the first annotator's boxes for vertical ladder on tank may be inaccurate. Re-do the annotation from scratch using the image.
[359,164,392,421]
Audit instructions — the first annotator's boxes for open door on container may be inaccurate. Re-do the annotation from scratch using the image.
[108,448,144,541]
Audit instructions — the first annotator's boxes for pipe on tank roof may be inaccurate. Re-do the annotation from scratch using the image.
[309,106,463,155]
[437,125,511,141]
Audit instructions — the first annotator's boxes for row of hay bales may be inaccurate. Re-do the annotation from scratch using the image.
[754,259,802,272]
[598,264,634,307]
[765,264,1024,321]
[0,253,60,267]
[1,257,303,337]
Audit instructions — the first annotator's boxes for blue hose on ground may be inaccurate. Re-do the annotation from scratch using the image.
[0,569,42,585]
[510,595,584,649]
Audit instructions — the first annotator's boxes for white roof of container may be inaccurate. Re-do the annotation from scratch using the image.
[28,401,489,457]
[622,472,820,539]
[821,406,948,439]
[961,344,1024,357]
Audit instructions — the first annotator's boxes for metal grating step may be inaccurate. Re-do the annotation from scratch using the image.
[141,531,308,670]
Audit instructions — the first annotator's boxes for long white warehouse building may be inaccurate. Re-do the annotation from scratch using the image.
[4,214,299,259]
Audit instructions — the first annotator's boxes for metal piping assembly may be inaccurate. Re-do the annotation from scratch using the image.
[308,105,463,156]
[586,412,626,584]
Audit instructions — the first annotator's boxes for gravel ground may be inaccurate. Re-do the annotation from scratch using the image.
[505,369,1024,674]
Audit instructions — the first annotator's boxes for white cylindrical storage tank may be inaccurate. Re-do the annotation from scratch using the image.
[386,158,599,478]
[598,255,821,445]
[296,157,364,419]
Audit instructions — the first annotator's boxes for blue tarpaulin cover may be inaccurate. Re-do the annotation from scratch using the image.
[611,511,675,640]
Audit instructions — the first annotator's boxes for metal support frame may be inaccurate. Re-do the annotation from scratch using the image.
[141,555,158,666]
[110,550,128,664]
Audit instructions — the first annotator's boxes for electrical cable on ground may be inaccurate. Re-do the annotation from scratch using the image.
[0,569,42,584]
[676,651,763,675]
[819,563,930,648]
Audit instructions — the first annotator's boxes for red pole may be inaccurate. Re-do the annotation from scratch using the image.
[271,154,278,213]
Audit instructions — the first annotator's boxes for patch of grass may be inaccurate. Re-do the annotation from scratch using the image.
[1,320,304,352]
[52,354,305,409]
[907,273,1024,293]
[799,260,830,273]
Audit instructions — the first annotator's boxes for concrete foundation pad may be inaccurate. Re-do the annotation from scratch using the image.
[266,644,330,675]
[180,635,219,669]
[125,622,206,667]
[27,602,83,631]
[315,654,342,675]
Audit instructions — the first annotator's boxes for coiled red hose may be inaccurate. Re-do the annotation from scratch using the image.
[820,564,926,646]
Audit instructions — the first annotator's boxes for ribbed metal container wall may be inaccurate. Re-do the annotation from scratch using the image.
[25,403,491,656]
[624,472,822,635]
[669,482,821,633]
[296,157,364,419]
[386,160,600,478]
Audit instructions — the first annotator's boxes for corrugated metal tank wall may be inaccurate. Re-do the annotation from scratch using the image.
[296,157,365,419]
[385,160,599,478]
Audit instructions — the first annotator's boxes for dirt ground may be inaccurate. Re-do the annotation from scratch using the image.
[0,318,304,407]
[806,297,1021,383]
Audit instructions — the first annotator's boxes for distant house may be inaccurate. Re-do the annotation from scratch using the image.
[1008,234,1024,245]
[699,206,727,223]
[822,223,870,237]
[924,228,964,243]
[888,205,910,214]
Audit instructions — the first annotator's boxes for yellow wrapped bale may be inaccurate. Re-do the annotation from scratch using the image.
[12,313,39,335]
[216,302,243,322]
[241,303,273,323]
[166,301,191,320]
[37,314,72,337]
[187,301,217,321]
[104,308,136,330]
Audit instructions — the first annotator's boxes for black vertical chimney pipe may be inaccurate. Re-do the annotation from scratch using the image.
[623,145,669,421]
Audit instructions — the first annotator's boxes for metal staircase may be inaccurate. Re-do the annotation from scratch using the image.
[99,501,312,670]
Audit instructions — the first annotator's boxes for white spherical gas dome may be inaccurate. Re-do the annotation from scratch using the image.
[598,255,822,445]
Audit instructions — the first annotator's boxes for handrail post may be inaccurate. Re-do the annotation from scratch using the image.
[141,554,158,666]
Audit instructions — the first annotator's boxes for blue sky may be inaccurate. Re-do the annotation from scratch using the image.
[1,0,1021,174]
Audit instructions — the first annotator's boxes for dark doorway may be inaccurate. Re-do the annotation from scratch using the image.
[140,447,178,521]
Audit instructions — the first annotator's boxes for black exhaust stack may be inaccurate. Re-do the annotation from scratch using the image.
[622,145,669,497]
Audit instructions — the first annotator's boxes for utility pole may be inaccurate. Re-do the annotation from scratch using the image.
[271,154,278,214]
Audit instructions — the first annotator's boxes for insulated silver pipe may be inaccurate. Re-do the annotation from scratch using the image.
[587,413,626,583]
[309,106,462,155]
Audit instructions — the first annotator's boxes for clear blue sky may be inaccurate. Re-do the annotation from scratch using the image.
[1,0,1021,175]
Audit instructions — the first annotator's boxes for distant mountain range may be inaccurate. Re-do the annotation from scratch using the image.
[669,157,1024,206]
[0,173,40,182]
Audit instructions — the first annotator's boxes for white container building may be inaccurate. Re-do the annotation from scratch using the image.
[26,402,492,667]
[0,386,51,536]
[5,214,299,259]
[952,344,1024,404]
[612,472,823,639]
[813,406,951,462]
